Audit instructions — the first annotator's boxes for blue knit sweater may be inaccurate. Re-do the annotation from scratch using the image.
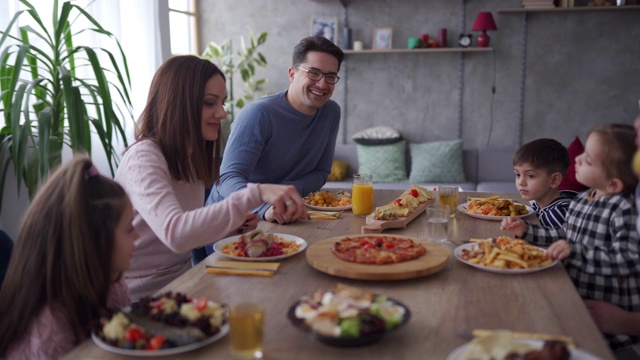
[207,90,341,218]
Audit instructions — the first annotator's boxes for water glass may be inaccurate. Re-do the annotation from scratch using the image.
[426,205,449,243]
[352,173,374,217]
[438,186,459,217]
[230,302,265,359]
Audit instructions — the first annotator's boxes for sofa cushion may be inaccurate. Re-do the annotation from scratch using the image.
[327,160,349,181]
[357,141,408,182]
[559,136,588,192]
[352,126,403,145]
[408,140,465,183]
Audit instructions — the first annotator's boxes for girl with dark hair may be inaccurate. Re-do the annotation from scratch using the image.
[0,156,137,358]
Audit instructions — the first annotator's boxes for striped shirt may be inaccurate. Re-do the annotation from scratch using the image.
[522,189,640,350]
[531,190,578,228]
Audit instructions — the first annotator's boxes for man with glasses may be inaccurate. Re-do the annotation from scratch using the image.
[205,36,344,226]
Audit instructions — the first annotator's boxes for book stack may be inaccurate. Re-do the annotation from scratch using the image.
[521,0,556,8]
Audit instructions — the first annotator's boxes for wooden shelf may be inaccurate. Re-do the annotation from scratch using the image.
[343,47,493,55]
[499,5,640,13]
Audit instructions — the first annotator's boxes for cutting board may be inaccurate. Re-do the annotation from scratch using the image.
[306,234,450,280]
[361,199,434,234]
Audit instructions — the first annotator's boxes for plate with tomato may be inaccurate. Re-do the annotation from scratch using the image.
[92,292,229,356]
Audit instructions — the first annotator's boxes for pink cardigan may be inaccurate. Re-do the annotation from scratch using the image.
[115,140,262,301]
[7,279,130,359]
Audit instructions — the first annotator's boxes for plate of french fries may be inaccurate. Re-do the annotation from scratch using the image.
[458,196,533,221]
[454,237,557,274]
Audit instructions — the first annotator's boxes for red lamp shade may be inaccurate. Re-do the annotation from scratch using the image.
[471,12,497,48]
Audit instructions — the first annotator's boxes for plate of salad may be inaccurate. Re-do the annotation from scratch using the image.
[286,283,410,346]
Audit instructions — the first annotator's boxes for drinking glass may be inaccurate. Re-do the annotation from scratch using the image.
[438,186,459,217]
[426,205,449,243]
[230,302,265,359]
[352,173,374,217]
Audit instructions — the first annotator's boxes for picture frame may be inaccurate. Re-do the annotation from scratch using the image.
[311,16,338,44]
[373,27,393,49]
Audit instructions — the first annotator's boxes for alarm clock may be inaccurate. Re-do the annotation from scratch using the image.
[458,34,472,48]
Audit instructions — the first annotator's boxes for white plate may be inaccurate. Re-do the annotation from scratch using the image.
[305,203,351,211]
[454,243,558,274]
[457,202,534,221]
[92,323,229,357]
[446,338,601,360]
[213,233,307,262]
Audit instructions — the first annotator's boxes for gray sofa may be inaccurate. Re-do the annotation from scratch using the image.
[322,144,518,193]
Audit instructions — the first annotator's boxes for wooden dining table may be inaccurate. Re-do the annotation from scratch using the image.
[65,190,614,360]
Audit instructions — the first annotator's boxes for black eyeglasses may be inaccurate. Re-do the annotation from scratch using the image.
[295,66,340,85]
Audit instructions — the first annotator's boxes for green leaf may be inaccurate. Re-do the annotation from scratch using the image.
[257,32,268,45]
[0,0,134,213]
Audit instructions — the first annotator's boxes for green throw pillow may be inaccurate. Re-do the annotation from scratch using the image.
[357,141,408,182]
[409,140,465,183]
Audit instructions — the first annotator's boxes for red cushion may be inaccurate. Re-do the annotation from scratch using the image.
[559,136,588,192]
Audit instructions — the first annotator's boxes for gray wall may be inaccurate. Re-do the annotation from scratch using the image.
[199,0,640,149]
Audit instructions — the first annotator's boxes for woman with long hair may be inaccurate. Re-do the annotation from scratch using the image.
[114,55,307,301]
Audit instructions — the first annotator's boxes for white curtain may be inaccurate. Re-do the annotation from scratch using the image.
[0,0,170,238]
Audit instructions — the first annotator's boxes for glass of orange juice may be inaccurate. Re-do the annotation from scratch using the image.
[352,173,374,217]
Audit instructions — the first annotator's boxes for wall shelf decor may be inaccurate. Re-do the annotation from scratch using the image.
[342,47,493,55]
[498,5,640,13]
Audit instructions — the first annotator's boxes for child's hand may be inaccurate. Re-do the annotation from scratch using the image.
[584,300,632,335]
[500,217,525,237]
[547,240,570,260]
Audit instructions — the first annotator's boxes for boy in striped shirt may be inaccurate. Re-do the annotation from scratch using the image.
[512,138,578,228]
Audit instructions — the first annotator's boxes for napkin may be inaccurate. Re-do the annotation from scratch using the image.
[204,261,281,277]
[469,329,574,348]
[308,211,341,220]
[205,268,274,277]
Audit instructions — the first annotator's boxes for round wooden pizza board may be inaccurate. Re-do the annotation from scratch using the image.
[306,234,450,281]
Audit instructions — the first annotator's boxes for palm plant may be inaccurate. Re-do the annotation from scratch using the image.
[0,0,132,213]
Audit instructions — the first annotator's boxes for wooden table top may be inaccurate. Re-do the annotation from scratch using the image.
[65,190,614,360]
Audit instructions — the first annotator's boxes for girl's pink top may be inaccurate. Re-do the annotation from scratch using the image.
[7,278,130,359]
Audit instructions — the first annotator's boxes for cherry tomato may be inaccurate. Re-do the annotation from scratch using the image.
[394,199,402,205]
[124,327,147,343]
[363,243,376,250]
[148,335,167,350]
[151,300,164,311]
[359,240,369,246]
[383,242,395,249]
[410,189,419,197]
[194,297,209,312]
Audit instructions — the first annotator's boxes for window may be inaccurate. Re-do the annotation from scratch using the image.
[168,0,199,55]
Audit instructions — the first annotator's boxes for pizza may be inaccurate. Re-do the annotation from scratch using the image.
[331,235,427,265]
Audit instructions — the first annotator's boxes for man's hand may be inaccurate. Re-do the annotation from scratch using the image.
[258,184,308,223]
[236,213,259,233]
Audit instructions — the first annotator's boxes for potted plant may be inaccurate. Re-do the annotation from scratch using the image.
[201,31,268,153]
[0,0,132,213]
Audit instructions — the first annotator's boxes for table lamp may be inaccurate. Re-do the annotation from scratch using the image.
[471,12,497,48]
